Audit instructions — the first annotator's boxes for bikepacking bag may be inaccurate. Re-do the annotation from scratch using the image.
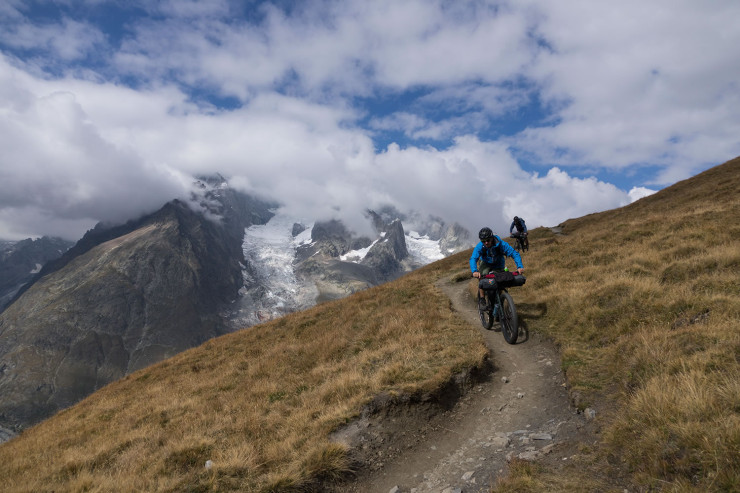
[478,271,526,290]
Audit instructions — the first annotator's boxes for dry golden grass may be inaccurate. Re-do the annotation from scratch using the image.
[0,256,487,492]
[503,156,740,492]
[1,157,738,492]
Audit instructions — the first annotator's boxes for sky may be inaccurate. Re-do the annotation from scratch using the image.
[1,0,739,242]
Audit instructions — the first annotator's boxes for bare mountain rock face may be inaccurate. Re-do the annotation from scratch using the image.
[292,215,417,304]
[294,219,379,303]
[360,218,409,282]
[0,195,273,434]
[440,222,471,255]
[0,237,74,312]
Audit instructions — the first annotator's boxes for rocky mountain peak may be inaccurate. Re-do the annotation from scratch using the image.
[360,218,409,281]
[0,189,275,434]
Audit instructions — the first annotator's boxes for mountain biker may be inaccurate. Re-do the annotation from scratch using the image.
[510,216,529,250]
[470,227,524,311]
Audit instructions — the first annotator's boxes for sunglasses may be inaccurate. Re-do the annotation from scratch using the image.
[482,239,493,244]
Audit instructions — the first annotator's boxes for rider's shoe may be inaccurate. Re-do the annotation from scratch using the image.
[479,298,491,311]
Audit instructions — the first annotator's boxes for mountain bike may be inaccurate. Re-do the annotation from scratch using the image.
[512,232,528,252]
[476,272,524,344]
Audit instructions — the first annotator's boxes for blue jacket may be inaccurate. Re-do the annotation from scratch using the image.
[510,218,527,234]
[469,235,523,272]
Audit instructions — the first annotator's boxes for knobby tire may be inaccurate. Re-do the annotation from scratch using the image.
[499,290,519,344]
[478,292,494,330]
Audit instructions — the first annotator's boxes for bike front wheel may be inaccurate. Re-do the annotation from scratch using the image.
[499,291,519,344]
[478,293,494,330]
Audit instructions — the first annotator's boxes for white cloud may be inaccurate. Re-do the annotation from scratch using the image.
[1,47,633,241]
[501,167,627,230]
[628,186,657,203]
[515,0,740,179]
[0,17,105,62]
[1,0,738,241]
[367,137,630,238]
[0,56,192,239]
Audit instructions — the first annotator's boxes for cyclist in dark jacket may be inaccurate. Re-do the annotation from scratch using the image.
[470,227,524,310]
[509,216,529,250]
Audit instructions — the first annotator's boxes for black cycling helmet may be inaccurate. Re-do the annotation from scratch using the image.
[478,227,494,240]
[514,216,519,221]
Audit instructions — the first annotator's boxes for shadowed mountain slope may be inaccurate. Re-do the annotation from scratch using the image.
[0,236,74,312]
[0,196,273,433]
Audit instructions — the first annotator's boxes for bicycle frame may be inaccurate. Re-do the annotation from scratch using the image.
[478,286,519,344]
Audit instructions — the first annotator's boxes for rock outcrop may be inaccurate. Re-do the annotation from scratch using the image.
[440,222,472,255]
[0,237,74,312]
[360,218,409,282]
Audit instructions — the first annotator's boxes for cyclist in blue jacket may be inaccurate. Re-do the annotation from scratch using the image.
[470,227,524,311]
[510,216,529,250]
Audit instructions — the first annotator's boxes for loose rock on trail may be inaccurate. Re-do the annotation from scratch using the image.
[331,274,601,493]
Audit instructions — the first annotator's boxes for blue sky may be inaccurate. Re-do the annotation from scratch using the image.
[1,0,739,241]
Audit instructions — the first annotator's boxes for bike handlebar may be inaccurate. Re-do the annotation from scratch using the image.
[472,271,522,278]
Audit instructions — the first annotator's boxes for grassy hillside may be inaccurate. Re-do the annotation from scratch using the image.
[0,157,738,492]
[495,156,740,492]
[0,254,488,492]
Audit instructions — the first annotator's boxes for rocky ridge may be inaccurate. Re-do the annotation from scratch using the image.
[0,236,74,312]
[229,209,472,326]
[0,186,274,434]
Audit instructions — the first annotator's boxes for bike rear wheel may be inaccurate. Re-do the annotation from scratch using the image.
[499,291,519,344]
[477,293,494,330]
[514,236,524,252]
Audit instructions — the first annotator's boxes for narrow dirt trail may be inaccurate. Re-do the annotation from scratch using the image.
[335,275,599,493]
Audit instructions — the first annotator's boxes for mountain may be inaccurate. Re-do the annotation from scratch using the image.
[0,176,471,435]
[0,182,275,433]
[0,236,74,312]
[226,211,471,327]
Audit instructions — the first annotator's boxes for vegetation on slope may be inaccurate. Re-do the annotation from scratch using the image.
[0,157,738,492]
[494,157,740,492]
[0,255,487,492]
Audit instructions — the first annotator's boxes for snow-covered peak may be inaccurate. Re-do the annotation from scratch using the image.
[230,213,464,328]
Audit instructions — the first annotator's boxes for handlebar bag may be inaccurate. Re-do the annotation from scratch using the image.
[479,277,498,290]
[479,271,526,290]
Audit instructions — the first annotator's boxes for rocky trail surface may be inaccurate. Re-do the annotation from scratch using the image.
[333,274,602,493]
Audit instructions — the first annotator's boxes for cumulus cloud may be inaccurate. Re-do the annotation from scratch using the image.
[515,0,740,179]
[628,187,657,203]
[0,0,738,241]
[0,56,192,240]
